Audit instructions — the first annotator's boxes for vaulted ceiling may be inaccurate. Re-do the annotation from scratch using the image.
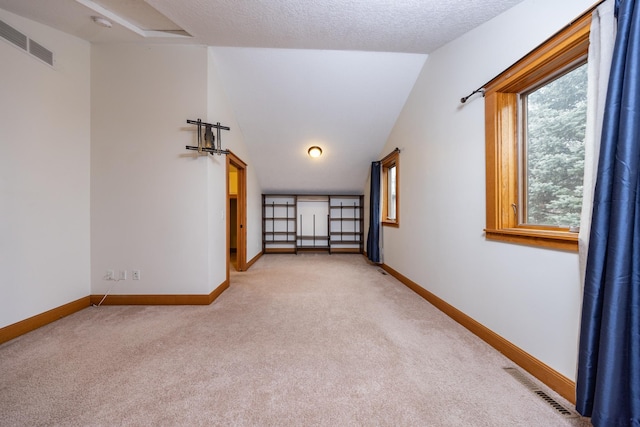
[0,0,525,193]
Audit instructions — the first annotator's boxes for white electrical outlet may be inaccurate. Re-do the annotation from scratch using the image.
[106,269,114,280]
[132,270,140,280]
[119,270,127,280]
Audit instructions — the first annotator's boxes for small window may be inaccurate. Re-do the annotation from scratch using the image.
[484,13,591,251]
[387,164,397,220]
[382,150,399,227]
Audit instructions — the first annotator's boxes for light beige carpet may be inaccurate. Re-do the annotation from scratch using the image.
[0,254,590,426]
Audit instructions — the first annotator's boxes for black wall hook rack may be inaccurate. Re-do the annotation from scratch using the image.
[186,118,231,155]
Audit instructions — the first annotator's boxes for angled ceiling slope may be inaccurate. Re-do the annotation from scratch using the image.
[212,48,427,194]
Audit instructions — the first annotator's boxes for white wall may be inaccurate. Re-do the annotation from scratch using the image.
[91,44,217,295]
[90,44,261,297]
[208,49,263,262]
[0,10,90,328]
[375,0,595,380]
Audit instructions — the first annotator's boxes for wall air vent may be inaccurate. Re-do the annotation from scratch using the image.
[0,19,55,67]
[0,19,28,50]
[28,39,54,66]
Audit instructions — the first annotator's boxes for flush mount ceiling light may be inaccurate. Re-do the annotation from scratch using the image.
[91,16,113,28]
[308,146,322,158]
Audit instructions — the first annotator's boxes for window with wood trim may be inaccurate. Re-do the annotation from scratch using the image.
[382,150,399,227]
[484,13,591,251]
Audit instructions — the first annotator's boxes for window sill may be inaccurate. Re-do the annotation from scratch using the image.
[485,228,578,251]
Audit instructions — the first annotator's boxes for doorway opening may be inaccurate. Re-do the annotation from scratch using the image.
[227,152,247,279]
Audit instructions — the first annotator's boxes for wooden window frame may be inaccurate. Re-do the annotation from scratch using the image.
[484,13,591,251]
[381,150,399,227]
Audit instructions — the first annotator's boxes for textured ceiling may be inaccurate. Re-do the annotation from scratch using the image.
[0,0,526,193]
[151,0,525,54]
[0,0,526,53]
